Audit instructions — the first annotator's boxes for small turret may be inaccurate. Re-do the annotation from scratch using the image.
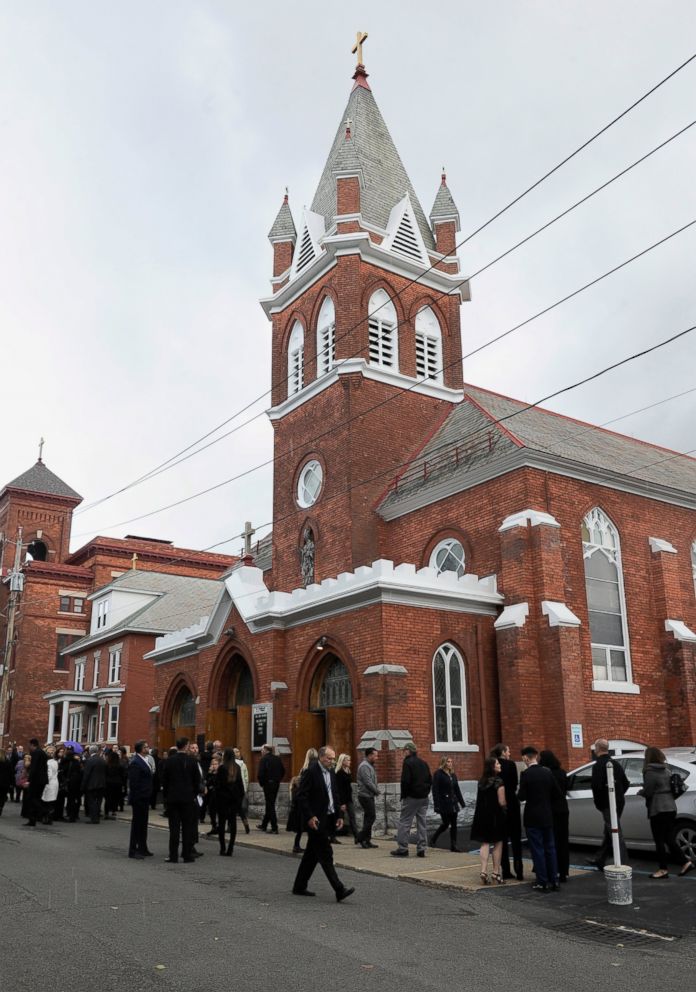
[268,191,297,280]
[429,170,460,258]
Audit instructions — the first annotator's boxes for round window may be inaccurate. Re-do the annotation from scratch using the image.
[430,538,465,578]
[297,460,323,508]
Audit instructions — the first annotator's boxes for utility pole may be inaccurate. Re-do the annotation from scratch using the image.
[0,526,23,744]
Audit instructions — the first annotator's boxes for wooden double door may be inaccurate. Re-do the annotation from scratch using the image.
[292,706,354,776]
[204,706,251,756]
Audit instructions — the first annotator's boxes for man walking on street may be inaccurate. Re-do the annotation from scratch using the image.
[127,740,153,860]
[257,743,284,833]
[23,739,48,827]
[390,742,432,858]
[589,738,629,869]
[161,737,202,863]
[356,747,380,849]
[292,745,355,902]
[518,745,562,892]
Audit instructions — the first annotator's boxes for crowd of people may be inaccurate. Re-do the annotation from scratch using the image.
[2,732,694,899]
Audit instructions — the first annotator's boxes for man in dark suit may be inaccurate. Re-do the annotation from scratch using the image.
[257,744,285,833]
[82,745,107,823]
[23,739,48,827]
[518,745,562,892]
[492,743,524,880]
[292,745,355,902]
[161,737,202,863]
[127,740,153,860]
[590,738,630,868]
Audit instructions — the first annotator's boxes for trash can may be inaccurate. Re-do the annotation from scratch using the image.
[604,864,633,905]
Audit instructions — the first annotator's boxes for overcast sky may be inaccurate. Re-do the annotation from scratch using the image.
[1,2,695,556]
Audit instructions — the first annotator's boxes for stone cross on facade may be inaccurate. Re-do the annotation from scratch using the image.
[131,552,138,570]
[242,521,256,555]
[352,31,368,66]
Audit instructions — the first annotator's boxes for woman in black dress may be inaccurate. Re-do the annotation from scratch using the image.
[104,749,123,818]
[215,748,244,856]
[430,756,466,852]
[470,756,507,884]
[335,753,358,842]
[539,749,569,882]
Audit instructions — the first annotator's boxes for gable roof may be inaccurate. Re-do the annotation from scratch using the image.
[378,383,696,518]
[1,460,82,502]
[310,81,435,250]
[63,570,223,655]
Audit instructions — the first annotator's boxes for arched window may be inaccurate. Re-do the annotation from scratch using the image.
[288,321,304,396]
[318,656,353,708]
[430,537,465,578]
[415,306,442,383]
[26,539,48,562]
[581,508,633,687]
[691,541,696,596]
[432,643,468,744]
[368,288,398,370]
[316,297,336,377]
[175,689,196,727]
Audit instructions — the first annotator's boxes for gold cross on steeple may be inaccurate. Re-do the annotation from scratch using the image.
[352,31,368,66]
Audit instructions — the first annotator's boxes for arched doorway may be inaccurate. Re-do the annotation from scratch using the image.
[171,685,196,742]
[293,652,354,775]
[206,652,255,755]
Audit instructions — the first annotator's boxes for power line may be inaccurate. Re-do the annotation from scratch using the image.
[74,53,696,515]
[72,219,696,536]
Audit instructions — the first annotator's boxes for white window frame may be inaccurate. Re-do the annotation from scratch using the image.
[691,540,696,596]
[74,659,86,692]
[69,711,83,742]
[107,704,119,742]
[368,289,398,370]
[316,297,336,377]
[97,704,105,742]
[415,306,443,383]
[87,714,97,743]
[92,651,100,689]
[296,460,323,508]
[430,643,478,752]
[288,321,305,396]
[582,507,638,694]
[96,599,109,630]
[108,648,121,685]
[429,537,466,578]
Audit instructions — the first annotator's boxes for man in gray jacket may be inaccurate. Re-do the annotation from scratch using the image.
[356,748,380,849]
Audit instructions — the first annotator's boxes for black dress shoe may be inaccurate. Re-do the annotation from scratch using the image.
[360,841,370,849]
[22,822,36,827]
[183,857,196,863]
[270,828,279,834]
[330,838,341,844]
[531,883,548,892]
[417,850,426,858]
[193,851,204,858]
[128,853,144,860]
[390,849,408,857]
[244,822,250,835]
[336,886,355,903]
[292,889,316,897]
[292,846,304,853]
[256,825,267,832]
[164,858,178,863]
[450,847,462,853]
[143,851,154,857]
[367,842,379,849]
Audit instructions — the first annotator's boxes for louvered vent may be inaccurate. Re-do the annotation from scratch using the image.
[295,226,316,274]
[318,323,336,376]
[416,333,440,381]
[289,347,304,395]
[391,211,423,264]
[369,318,396,368]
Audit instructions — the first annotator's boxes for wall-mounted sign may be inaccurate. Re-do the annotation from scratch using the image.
[251,703,273,751]
[570,723,584,749]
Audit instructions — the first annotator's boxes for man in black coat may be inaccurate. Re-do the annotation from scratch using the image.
[518,745,562,891]
[390,742,432,858]
[492,743,524,880]
[161,737,202,863]
[127,740,154,860]
[23,739,48,826]
[292,745,354,901]
[257,744,285,833]
[590,738,630,868]
[82,745,107,823]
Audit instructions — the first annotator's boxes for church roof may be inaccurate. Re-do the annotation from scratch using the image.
[378,384,696,518]
[430,174,460,228]
[268,196,297,242]
[310,79,435,250]
[1,460,82,502]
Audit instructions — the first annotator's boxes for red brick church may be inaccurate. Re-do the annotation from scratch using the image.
[143,51,696,788]
[6,49,696,793]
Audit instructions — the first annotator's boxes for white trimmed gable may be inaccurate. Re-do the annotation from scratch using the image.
[290,209,326,280]
[383,194,429,267]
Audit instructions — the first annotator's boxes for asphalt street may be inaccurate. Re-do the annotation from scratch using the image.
[1,800,695,992]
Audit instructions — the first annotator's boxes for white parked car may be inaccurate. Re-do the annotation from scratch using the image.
[566,752,696,862]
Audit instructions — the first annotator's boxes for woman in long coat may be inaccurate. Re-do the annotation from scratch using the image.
[215,748,245,856]
[430,756,466,852]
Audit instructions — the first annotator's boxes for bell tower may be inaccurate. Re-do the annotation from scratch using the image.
[260,41,470,592]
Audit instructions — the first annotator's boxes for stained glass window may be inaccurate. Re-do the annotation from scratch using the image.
[432,644,467,743]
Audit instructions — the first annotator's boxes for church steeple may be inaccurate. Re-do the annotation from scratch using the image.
[267,190,297,282]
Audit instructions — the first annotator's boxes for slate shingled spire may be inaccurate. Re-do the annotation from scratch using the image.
[311,71,435,250]
[268,192,297,243]
[1,460,82,501]
[430,170,460,230]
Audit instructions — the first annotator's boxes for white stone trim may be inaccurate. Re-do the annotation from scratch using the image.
[592,680,641,695]
[541,601,582,628]
[494,602,529,630]
[58,589,88,598]
[499,509,561,532]
[431,742,480,753]
[272,736,292,755]
[649,537,678,554]
[664,618,696,642]
[55,627,87,636]
[363,664,408,676]
[270,681,289,691]
[357,729,414,751]
[149,705,160,713]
